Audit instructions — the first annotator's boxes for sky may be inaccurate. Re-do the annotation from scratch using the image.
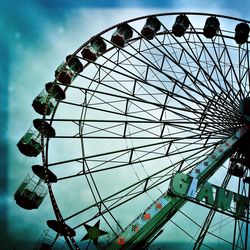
[1,0,250,249]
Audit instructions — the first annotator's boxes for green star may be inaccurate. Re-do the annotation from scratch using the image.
[81,220,108,246]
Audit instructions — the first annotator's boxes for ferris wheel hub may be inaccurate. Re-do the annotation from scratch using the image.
[240,97,250,124]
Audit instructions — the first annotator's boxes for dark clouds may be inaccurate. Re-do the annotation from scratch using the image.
[1,0,250,249]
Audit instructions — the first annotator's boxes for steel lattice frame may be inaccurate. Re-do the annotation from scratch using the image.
[37,12,250,249]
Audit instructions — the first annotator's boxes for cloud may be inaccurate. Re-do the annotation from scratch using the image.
[4,1,250,249]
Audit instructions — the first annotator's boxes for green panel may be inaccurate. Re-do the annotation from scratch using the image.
[214,187,233,211]
[196,182,214,206]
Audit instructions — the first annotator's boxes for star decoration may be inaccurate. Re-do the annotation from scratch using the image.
[143,213,151,220]
[132,224,139,232]
[226,142,231,147]
[81,220,108,246]
[218,148,224,152]
[155,202,162,210]
[195,169,201,174]
[204,161,208,166]
[211,154,216,159]
[117,236,125,245]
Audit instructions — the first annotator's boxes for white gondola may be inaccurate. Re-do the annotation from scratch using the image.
[32,82,65,115]
[172,14,190,37]
[17,119,55,157]
[203,16,220,38]
[55,55,83,85]
[111,24,133,47]
[234,22,249,44]
[141,17,161,40]
[81,37,106,61]
[14,174,48,210]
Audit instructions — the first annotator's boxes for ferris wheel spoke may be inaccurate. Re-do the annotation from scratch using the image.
[93,58,141,99]
[186,23,242,104]
[58,83,240,131]
[51,116,231,138]
[167,31,240,109]
[192,171,231,249]
[87,88,161,121]
[128,42,216,106]
[59,98,197,125]
[98,36,219,108]
[63,144,214,230]
[150,26,232,103]
[55,137,215,184]
[60,99,156,122]
[80,48,236,126]
[48,118,237,125]
[232,177,250,249]
[112,48,150,81]
[185,30,240,100]
[218,29,245,98]
[176,208,244,249]
[81,159,125,235]
[188,36,234,97]
[238,43,250,95]
[74,83,234,125]
[65,83,162,112]
[104,35,169,88]
[62,85,240,133]
[49,130,219,167]
[50,133,217,182]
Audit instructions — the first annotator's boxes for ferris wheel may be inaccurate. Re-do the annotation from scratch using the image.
[15,12,250,250]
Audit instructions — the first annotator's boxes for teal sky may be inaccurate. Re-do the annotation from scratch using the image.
[1,0,250,249]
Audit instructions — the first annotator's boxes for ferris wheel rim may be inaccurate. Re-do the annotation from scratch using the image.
[35,11,250,249]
